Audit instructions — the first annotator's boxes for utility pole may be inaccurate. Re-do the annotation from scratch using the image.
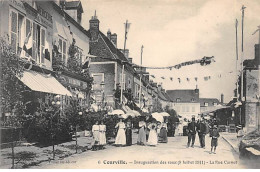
[240,5,246,101]
[235,19,239,99]
[121,20,130,105]
[139,45,144,107]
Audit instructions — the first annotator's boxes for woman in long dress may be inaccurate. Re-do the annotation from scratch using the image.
[99,121,106,149]
[92,121,100,151]
[125,119,132,146]
[158,122,168,143]
[115,118,126,146]
[147,122,158,146]
[178,122,183,136]
[137,119,146,145]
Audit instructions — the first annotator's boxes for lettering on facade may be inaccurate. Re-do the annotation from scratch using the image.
[10,0,26,11]
[59,75,88,90]
[37,5,53,23]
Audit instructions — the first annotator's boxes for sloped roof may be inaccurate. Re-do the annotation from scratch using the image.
[199,98,220,107]
[166,89,199,103]
[65,1,83,13]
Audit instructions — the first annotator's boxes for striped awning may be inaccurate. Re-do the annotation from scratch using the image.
[18,70,72,96]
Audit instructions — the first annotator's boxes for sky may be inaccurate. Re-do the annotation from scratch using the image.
[80,0,260,103]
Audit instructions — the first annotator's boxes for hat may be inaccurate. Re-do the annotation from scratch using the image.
[192,115,195,118]
[236,125,242,129]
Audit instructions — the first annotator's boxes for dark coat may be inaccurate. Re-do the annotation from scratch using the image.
[197,122,207,135]
[187,121,197,134]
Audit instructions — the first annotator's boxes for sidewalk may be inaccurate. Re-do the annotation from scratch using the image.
[221,132,239,153]
[0,136,95,169]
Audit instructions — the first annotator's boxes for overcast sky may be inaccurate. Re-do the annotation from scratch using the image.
[81,0,260,103]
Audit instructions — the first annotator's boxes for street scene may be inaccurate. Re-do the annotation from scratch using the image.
[0,0,260,169]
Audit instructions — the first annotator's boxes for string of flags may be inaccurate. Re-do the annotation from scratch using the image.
[133,56,215,70]
[148,70,235,84]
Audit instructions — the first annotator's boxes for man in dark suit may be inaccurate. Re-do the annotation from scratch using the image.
[187,115,197,148]
[197,118,207,148]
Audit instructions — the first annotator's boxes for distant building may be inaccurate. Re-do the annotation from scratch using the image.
[166,89,200,120]
[200,98,221,114]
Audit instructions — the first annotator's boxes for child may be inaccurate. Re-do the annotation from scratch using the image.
[210,125,220,154]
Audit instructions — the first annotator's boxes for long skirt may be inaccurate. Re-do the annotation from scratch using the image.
[137,127,146,145]
[115,129,126,145]
[158,127,168,143]
[147,130,158,146]
[99,131,106,145]
[93,131,100,145]
[126,128,132,146]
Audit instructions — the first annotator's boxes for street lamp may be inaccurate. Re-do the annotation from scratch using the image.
[50,95,61,160]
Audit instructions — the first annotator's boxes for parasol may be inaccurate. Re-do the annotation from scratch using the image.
[109,109,125,115]
[151,112,164,122]
[126,110,141,117]
[160,112,170,117]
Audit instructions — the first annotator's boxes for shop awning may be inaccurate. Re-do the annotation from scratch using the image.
[18,70,72,96]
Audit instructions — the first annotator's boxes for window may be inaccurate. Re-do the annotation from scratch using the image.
[186,106,190,112]
[58,37,67,65]
[213,102,218,106]
[182,106,185,112]
[9,9,24,53]
[191,98,195,102]
[92,73,104,91]
[204,102,208,106]
[119,74,126,90]
[176,98,181,102]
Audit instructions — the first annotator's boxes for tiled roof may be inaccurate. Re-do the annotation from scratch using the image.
[199,98,220,106]
[166,89,199,103]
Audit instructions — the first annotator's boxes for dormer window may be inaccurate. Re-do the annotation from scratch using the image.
[176,98,181,102]
[191,98,195,102]
[213,102,218,106]
[204,102,208,106]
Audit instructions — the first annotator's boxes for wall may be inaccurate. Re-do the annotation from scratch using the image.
[172,103,200,119]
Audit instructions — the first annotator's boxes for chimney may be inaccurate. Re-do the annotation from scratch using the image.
[221,93,224,104]
[128,57,133,63]
[195,85,199,94]
[89,10,99,40]
[111,33,117,47]
[124,49,129,58]
[107,29,111,40]
[255,44,260,66]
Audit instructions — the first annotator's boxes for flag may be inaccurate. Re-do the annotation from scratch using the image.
[161,76,165,79]
[82,56,91,69]
[195,77,198,82]
[204,76,208,81]
[150,75,155,78]
[170,77,173,81]
[186,78,190,82]
[178,78,181,83]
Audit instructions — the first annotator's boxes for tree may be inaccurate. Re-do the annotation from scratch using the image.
[0,37,28,127]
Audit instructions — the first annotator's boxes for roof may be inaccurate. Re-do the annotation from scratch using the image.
[65,1,83,13]
[166,89,199,103]
[200,98,220,107]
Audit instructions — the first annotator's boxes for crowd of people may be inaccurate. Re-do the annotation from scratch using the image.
[91,115,220,154]
[91,116,171,150]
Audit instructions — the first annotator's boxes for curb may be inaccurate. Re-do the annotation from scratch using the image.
[222,136,239,154]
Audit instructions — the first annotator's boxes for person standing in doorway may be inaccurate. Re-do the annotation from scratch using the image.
[197,118,207,149]
[187,115,197,148]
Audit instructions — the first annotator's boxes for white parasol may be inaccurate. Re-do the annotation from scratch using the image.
[151,112,164,122]
[160,112,170,117]
[109,109,125,115]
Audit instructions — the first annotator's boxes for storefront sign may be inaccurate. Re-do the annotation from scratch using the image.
[58,75,88,90]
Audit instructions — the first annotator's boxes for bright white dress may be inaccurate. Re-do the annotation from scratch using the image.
[147,123,158,146]
[115,122,126,145]
[178,123,183,135]
[99,125,106,145]
[92,124,100,145]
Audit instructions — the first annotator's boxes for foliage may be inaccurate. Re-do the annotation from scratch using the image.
[67,40,82,74]
[0,37,28,127]
[151,98,163,113]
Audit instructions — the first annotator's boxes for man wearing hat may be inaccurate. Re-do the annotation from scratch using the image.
[187,115,197,148]
[197,118,207,148]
